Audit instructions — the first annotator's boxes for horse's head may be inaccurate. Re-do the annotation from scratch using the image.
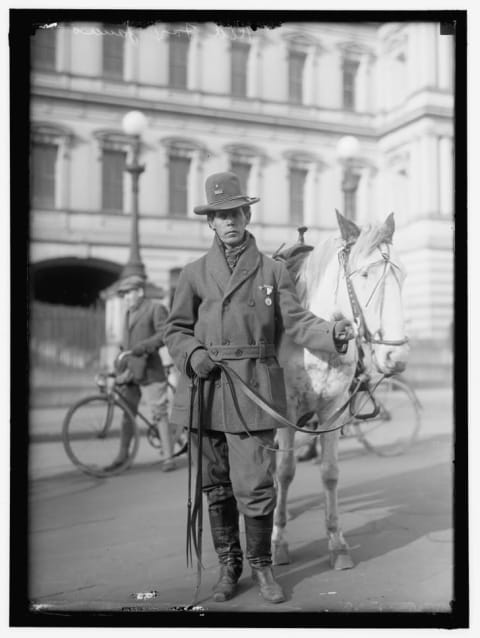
[335,211,409,375]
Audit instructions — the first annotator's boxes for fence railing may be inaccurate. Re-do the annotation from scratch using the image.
[30,301,105,369]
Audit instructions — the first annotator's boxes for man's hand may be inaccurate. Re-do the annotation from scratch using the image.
[333,318,355,344]
[131,344,147,356]
[189,349,218,378]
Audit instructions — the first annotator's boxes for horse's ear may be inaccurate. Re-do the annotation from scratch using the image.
[379,212,395,244]
[335,209,361,245]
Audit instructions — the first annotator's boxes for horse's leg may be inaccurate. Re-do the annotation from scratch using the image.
[272,424,296,565]
[318,429,354,570]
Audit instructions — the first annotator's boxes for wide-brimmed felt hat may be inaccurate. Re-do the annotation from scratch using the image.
[193,171,260,215]
[116,274,146,294]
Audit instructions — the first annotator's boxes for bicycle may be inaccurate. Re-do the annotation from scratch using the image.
[62,355,183,478]
[296,373,422,460]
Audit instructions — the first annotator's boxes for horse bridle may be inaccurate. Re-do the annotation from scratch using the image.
[339,243,409,348]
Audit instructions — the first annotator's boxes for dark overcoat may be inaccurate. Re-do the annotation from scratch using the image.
[164,234,340,433]
[121,298,168,385]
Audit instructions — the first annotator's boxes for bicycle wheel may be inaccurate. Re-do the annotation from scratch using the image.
[355,376,421,457]
[62,394,140,477]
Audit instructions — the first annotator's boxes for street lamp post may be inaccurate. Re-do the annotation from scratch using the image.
[336,135,361,221]
[120,110,148,279]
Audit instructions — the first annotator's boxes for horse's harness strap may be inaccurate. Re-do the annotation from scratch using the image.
[340,245,409,348]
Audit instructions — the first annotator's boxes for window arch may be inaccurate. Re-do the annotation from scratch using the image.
[31,123,74,209]
[162,137,210,217]
[284,150,325,226]
[94,129,132,213]
[283,31,322,105]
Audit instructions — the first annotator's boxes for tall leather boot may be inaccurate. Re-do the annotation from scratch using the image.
[208,495,243,602]
[245,512,285,604]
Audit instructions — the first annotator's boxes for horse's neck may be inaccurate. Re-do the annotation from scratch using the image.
[302,246,348,322]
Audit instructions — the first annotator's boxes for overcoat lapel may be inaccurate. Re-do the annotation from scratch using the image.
[206,239,232,294]
[128,298,150,330]
[223,236,261,300]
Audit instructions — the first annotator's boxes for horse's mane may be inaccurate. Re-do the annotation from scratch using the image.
[298,223,397,306]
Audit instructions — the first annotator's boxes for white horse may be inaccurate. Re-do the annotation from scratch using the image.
[273,211,410,569]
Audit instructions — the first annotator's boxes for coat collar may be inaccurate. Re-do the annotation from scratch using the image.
[206,232,261,300]
[126,297,150,330]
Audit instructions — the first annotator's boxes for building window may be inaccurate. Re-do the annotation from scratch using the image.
[31,28,57,71]
[343,59,359,110]
[169,33,189,89]
[230,160,251,194]
[289,167,307,225]
[169,155,190,216]
[102,25,124,79]
[31,143,57,208]
[231,42,249,97]
[102,149,125,211]
[288,50,306,104]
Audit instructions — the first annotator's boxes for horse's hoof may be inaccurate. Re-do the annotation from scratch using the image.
[329,550,354,570]
[272,541,290,565]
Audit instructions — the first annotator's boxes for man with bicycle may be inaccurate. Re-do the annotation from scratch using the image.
[113,274,176,472]
[164,172,353,603]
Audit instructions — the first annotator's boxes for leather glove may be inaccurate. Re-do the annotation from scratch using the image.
[189,349,218,379]
[115,368,134,385]
[333,318,355,344]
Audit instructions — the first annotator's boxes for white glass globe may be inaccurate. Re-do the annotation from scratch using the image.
[122,110,148,136]
[336,135,360,160]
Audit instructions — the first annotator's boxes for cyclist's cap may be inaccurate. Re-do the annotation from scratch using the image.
[116,275,146,294]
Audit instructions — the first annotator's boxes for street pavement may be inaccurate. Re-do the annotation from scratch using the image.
[28,386,453,481]
[22,385,459,622]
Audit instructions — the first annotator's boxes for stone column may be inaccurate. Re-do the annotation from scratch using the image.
[247,38,263,99]
[437,29,453,90]
[420,133,439,216]
[124,27,139,82]
[56,137,72,209]
[57,24,71,73]
[188,29,203,91]
[439,136,453,217]
[408,137,422,222]
[303,45,317,106]
[188,149,204,218]
[249,155,264,220]
[304,163,317,226]
[158,144,169,217]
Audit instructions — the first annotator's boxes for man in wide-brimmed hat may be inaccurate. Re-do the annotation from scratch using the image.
[165,172,353,603]
[113,274,176,472]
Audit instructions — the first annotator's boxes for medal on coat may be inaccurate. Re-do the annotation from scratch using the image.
[259,285,273,306]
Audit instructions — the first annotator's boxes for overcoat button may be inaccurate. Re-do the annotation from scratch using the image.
[248,300,255,306]
[235,349,243,356]
[211,349,218,356]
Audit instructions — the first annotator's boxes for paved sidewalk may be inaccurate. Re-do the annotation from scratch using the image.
[27,386,453,482]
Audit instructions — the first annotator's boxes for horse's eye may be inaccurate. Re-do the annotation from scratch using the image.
[360,270,368,278]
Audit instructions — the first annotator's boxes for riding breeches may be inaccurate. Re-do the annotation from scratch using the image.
[190,430,276,518]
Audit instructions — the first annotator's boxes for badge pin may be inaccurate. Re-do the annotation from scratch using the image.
[259,285,274,306]
[214,184,224,195]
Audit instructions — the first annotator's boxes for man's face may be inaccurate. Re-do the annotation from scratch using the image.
[122,287,144,310]
[208,207,251,247]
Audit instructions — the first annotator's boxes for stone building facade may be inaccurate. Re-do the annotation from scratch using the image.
[29,20,454,365]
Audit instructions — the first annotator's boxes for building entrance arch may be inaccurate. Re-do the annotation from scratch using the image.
[30,257,122,307]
